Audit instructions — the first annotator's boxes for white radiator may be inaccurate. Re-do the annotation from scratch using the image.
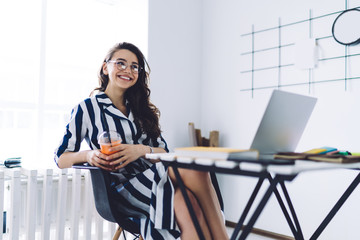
[0,168,119,240]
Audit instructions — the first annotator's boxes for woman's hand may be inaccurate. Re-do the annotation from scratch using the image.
[86,149,115,171]
[104,144,149,170]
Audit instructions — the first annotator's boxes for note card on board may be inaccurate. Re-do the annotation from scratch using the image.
[294,38,318,69]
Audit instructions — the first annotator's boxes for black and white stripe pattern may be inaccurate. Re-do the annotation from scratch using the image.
[54,92,180,239]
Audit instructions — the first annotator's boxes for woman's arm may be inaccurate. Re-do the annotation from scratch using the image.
[103,144,166,169]
[55,102,90,168]
[146,146,167,163]
[57,151,90,169]
[57,150,115,171]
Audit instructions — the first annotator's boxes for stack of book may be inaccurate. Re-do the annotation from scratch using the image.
[274,147,360,163]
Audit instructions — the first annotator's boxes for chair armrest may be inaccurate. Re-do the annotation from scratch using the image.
[72,163,100,170]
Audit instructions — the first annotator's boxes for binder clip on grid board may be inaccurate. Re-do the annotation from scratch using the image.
[188,122,219,147]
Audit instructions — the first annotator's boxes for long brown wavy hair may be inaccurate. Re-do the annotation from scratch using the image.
[94,42,161,141]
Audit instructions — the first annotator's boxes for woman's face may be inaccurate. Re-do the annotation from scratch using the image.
[103,49,139,92]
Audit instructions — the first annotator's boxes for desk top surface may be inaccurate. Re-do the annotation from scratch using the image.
[146,153,360,176]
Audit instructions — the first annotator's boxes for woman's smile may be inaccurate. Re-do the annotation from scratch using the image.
[118,74,132,81]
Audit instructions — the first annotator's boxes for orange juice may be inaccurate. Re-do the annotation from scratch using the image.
[100,140,121,155]
[98,131,122,155]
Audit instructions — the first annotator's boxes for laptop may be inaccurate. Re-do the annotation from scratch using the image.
[250,89,317,162]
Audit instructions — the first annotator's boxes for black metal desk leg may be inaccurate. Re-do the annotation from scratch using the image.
[268,175,301,239]
[230,177,266,240]
[239,175,281,240]
[171,166,206,240]
[279,181,304,240]
[310,172,360,240]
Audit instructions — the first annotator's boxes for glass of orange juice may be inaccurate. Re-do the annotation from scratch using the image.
[98,131,122,155]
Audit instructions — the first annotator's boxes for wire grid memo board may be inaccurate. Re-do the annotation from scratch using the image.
[240,6,360,97]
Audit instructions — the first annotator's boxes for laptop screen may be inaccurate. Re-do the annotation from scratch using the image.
[250,90,317,155]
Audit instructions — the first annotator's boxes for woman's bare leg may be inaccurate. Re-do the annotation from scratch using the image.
[174,188,212,240]
[169,168,229,240]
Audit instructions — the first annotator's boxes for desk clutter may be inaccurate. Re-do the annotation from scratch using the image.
[174,146,360,164]
[188,122,219,147]
[186,123,262,164]
[185,122,290,165]
[275,147,360,163]
[186,123,360,164]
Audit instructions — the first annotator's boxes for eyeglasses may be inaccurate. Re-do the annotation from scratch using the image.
[107,60,142,74]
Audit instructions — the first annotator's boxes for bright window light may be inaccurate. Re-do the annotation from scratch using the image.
[0,0,148,169]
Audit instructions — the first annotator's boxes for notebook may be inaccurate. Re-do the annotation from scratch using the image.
[250,89,317,161]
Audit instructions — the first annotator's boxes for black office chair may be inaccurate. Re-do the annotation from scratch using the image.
[73,163,143,240]
[73,163,224,240]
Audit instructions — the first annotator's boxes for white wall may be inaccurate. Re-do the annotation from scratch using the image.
[148,0,203,150]
[149,0,360,239]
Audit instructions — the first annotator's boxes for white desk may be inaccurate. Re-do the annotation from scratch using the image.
[147,153,360,240]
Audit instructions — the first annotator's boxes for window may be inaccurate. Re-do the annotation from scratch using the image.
[0,0,148,169]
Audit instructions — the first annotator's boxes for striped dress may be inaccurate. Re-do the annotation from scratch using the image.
[54,92,181,239]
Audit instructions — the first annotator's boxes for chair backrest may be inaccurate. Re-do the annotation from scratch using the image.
[73,164,140,235]
[88,168,116,222]
[89,168,141,234]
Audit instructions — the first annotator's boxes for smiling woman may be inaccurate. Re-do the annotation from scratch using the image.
[0,0,148,168]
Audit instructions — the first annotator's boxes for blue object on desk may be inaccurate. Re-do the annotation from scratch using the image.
[320,147,338,154]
